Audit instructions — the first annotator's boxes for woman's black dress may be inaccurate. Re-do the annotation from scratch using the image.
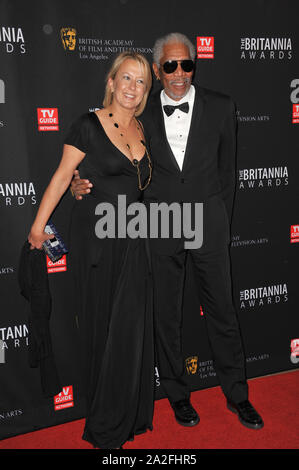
[64,112,154,449]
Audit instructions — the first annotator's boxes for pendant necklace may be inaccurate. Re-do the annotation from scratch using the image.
[108,112,152,191]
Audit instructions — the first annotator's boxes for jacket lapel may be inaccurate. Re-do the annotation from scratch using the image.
[181,85,206,171]
[150,91,182,172]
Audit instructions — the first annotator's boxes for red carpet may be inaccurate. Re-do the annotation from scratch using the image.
[0,371,298,449]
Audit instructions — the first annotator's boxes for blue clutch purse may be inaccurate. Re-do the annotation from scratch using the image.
[42,221,68,262]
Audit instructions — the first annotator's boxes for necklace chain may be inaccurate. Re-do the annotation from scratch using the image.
[108,112,152,191]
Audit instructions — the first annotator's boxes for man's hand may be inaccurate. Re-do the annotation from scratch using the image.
[71,169,93,200]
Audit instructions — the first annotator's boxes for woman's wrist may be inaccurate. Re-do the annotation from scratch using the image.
[30,223,45,235]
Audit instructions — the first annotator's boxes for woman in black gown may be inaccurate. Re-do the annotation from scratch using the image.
[28,52,154,449]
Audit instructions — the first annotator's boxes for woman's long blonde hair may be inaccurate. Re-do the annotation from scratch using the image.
[103,51,152,116]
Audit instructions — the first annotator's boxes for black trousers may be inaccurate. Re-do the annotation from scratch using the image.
[150,196,248,405]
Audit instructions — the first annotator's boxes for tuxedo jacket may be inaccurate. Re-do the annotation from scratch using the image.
[141,84,237,254]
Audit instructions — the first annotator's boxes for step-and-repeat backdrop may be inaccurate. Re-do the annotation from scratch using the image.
[0,0,298,440]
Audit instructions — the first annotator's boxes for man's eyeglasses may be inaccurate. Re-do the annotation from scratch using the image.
[161,60,194,74]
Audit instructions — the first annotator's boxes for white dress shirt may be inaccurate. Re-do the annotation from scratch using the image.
[160,84,195,170]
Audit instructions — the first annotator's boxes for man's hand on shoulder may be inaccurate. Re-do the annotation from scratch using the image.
[71,169,93,200]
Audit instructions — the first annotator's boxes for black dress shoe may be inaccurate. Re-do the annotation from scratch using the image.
[227,399,264,430]
[171,399,200,427]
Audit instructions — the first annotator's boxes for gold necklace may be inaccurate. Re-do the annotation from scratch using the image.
[108,112,152,191]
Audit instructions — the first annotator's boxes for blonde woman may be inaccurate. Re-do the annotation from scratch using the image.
[28,52,154,449]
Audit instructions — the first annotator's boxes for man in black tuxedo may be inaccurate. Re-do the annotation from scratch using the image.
[71,32,263,430]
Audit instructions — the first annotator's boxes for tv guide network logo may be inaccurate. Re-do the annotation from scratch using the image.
[54,386,74,411]
[46,254,67,273]
[37,108,59,131]
[290,339,299,364]
[292,104,299,123]
[290,225,299,244]
[197,37,214,59]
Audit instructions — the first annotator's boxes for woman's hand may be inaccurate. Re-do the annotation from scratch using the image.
[28,228,54,250]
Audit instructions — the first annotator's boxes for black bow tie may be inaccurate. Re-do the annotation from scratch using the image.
[163,102,189,117]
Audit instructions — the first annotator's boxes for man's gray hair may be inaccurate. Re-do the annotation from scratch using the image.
[153,32,196,66]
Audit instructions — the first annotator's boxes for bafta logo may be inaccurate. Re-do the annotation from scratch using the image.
[60,27,76,51]
[185,356,198,375]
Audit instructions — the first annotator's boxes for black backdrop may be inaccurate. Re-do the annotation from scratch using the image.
[0,0,298,440]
